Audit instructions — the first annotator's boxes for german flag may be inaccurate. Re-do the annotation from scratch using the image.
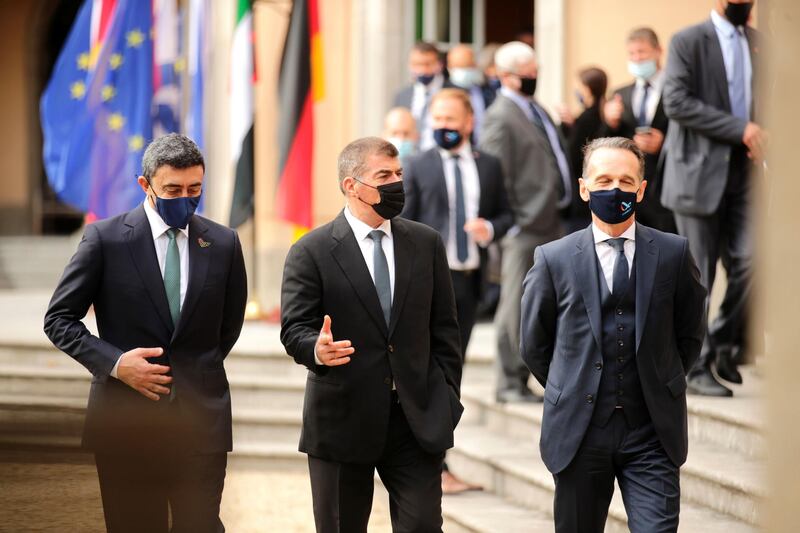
[276,0,323,232]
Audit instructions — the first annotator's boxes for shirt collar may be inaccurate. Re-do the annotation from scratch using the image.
[415,73,444,93]
[143,198,189,239]
[500,86,534,112]
[344,205,393,242]
[635,68,664,90]
[592,221,637,245]
[438,141,474,161]
[711,9,737,37]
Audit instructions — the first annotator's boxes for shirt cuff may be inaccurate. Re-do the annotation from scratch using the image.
[314,345,323,366]
[109,352,124,379]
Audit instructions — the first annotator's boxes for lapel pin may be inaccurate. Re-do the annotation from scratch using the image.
[198,237,211,248]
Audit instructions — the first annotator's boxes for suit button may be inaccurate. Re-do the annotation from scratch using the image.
[388,345,394,353]
[384,377,392,385]
[617,389,624,396]
[586,394,594,404]
[618,373,624,381]
[616,309,623,315]
[594,362,602,370]
[617,357,624,363]
[617,325,624,331]
[618,340,624,347]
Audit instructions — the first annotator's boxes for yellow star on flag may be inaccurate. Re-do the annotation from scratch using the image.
[109,53,123,70]
[70,81,86,100]
[128,135,145,151]
[126,29,145,48]
[101,85,117,102]
[174,57,186,73]
[77,52,91,70]
[107,113,125,131]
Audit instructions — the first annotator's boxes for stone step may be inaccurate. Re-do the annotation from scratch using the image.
[448,423,761,531]
[461,375,764,459]
[441,490,555,533]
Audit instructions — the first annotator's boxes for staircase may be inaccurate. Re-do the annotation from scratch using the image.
[0,291,764,532]
[0,237,79,290]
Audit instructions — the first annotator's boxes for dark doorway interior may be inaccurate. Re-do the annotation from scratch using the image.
[484,0,534,46]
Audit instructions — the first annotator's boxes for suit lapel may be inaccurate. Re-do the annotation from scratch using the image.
[123,206,174,334]
[388,220,415,337]
[704,20,732,112]
[621,84,637,126]
[473,150,491,218]
[171,216,211,342]
[634,224,658,352]
[330,212,389,336]
[428,149,450,240]
[572,227,602,351]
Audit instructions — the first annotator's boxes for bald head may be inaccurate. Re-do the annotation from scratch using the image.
[383,107,418,142]
[447,44,476,69]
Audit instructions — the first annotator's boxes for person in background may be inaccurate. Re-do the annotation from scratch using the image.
[383,106,419,162]
[661,0,764,397]
[558,66,609,233]
[393,41,454,150]
[600,27,676,234]
[446,44,495,143]
[478,42,503,97]
[479,41,569,404]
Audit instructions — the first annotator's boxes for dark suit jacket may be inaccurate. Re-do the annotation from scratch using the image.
[392,79,457,109]
[479,94,564,239]
[401,147,514,280]
[44,205,247,454]
[520,224,706,473]
[280,212,463,464]
[562,104,605,229]
[661,20,760,215]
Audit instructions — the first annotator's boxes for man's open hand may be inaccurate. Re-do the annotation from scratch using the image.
[315,315,355,366]
[117,347,172,401]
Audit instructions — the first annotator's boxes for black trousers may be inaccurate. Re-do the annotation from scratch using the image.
[674,148,753,374]
[450,269,481,362]
[308,396,444,533]
[553,411,680,533]
[94,451,227,533]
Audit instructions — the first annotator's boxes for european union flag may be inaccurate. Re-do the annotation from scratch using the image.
[41,0,153,220]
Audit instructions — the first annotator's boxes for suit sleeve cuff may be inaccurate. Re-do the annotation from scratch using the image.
[109,352,124,379]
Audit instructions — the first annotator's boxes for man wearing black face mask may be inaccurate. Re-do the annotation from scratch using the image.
[44,133,247,532]
[521,137,706,532]
[661,0,764,397]
[281,137,462,532]
[393,41,456,151]
[479,40,571,403]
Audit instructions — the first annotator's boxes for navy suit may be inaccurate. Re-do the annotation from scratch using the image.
[520,224,706,531]
[44,204,247,532]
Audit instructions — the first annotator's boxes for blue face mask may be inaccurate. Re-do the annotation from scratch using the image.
[388,137,416,160]
[488,77,501,90]
[627,59,657,81]
[416,73,435,86]
[433,128,463,150]
[147,179,201,229]
[588,187,638,224]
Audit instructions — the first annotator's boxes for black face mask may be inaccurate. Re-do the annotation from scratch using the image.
[724,1,753,26]
[354,178,405,220]
[518,76,537,97]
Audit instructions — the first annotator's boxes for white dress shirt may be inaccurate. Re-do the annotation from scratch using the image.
[631,69,664,127]
[110,199,190,378]
[412,74,445,150]
[710,9,753,120]
[592,222,636,294]
[314,206,396,367]
[439,143,486,271]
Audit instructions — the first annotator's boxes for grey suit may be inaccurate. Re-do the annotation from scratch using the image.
[479,93,563,396]
[661,19,759,386]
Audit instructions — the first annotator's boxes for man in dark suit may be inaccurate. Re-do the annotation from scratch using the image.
[280,137,462,532]
[479,41,570,403]
[44,133,247,533]
[393,41,455,151]
[521,137,706,532]
[600,27,676,234]
[661,0,765,396]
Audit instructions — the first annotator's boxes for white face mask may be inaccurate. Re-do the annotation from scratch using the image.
[449,67,483,89]
[627,59,657,80]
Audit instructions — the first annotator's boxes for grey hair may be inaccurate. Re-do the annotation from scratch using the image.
[337,137,399,193]
[141,133,205,179]
[494,41,537,74]
[582,137,646,180]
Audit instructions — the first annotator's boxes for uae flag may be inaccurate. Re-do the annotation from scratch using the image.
[276,0,323,231]
[229,0,254,228]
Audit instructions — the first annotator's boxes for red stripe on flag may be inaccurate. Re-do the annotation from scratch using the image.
[309,0,320,35]
[98,0,117,42]
[276,94,314,228]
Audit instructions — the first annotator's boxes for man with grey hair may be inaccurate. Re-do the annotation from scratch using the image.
[479,40,572,403]
[281,136,462,532]
[521,137,705,532]
[45,133,248,532]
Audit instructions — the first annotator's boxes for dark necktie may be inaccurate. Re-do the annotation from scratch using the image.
[164,228,181,327]
[638,82,650,127]
[368,230,392,325]
[528,102,568,202]
[607,238,629,298]
[451,154,468,262]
